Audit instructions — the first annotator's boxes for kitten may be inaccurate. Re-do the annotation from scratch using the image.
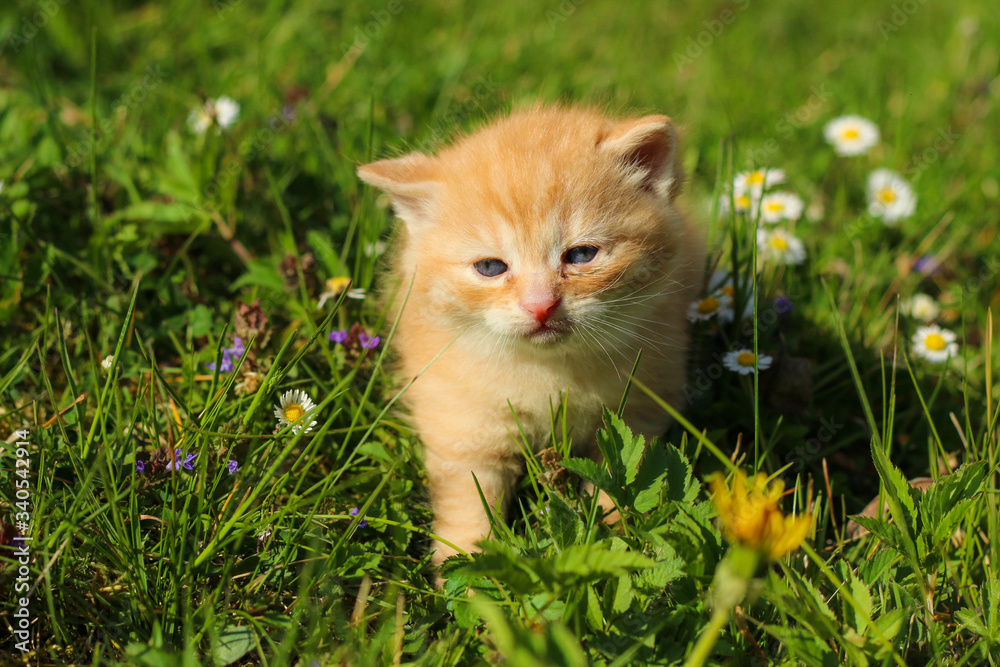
[358,106,705,575]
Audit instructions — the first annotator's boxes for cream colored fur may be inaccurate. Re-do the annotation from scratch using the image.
[358,106,705,576]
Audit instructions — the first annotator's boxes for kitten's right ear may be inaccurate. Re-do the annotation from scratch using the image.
[357,153,440,229]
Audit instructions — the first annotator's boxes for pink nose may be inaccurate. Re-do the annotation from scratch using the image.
[521,297,561,325]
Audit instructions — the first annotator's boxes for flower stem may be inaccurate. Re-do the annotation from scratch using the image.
[683,604,730,667]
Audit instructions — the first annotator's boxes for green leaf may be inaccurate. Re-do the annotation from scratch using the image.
[230,259,287,292]
[611,574,634,615]
[124,644,182,667]
[632,440,668,513]
[306,230,349,276]
[586,585,605,631]
[955,609,990,639]
[920,461,988,547]
[761,626,837,667]
[545,492,583,551]
[848,516,904,552]
[596,407,646,484]
[869,441,922,566]
[211,625,256,667]
[663,443,698,503]
[561,457,613,493]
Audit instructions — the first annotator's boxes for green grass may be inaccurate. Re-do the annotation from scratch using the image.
[2,0,1000,664]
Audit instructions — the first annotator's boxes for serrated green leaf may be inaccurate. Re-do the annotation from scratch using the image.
[955,609,990,639]
[920,461,987,547]
[848,516,904,552]
[545,492,583,551]
[561,457,614,493]
[870,442,922,566]
[632,441,668,513]
[846,570,873,635]
[664,443,698,503]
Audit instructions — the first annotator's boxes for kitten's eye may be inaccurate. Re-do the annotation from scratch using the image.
[474,258,509,277]
[564,245,599,265]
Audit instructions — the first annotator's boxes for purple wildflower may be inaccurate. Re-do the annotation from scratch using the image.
[773,295,793,314]
[135,460,145,473]
[350,506,368,529]
[227,459,238,475]
[913,255,940,275]
[329,329,349,344]
[359,333,380,350]
[164,448,183,471]
[165,449,197,472]
[206,338,246,373]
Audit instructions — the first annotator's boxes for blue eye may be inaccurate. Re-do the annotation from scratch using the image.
[565,245,599,264]
[475,258,508,277]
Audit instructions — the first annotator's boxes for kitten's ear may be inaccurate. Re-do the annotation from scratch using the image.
[357,153,440,229]
[599,115,681,202]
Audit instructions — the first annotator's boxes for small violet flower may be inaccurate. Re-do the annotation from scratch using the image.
[329,329,349,344]
[350,506,368,529]
[135,460,145,473]
[206,337,245,373]
[165,448,198,472]
[359,333,380,350]
[773,295,793,314]
[227,459,239,475]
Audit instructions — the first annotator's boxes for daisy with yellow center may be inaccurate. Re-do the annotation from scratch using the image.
[709,470,813,560]
[719,191,759,215]
[317,276,352,309]
[823,115,880,156]
[756,228,806,265]
[911,325,958,363]
[734,168,785,196]
[759,191,804,223]
[274,389,318,434]
[722,348,773,374]
[901,293,940,322]
[866,169,916,224]
[687,291,734,322]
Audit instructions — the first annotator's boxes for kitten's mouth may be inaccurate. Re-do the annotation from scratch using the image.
[525,322,570,343]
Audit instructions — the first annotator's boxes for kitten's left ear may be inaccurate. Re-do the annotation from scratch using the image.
[599,115,681,202]
[357,153,440,230]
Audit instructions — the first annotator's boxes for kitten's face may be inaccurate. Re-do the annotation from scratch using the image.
[360,108,687,352]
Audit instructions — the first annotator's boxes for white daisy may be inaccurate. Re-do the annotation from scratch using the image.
[901,294,940,322]
[719,190,760,216]
[867,169,916,224]
[188,96,241,134]
[824,115,880,156]
[273,389,318,434]
[187,106,212,134]
[734,168,785,196]
[213,96,240,129]
[688,292,734,322]
[722,349,773,375]
[759,192,804,223]
[705,270,754,322]
[911,325,958,363]
[756,228,806,265]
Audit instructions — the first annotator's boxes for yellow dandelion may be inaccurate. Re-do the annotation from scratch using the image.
[709,470,812,560]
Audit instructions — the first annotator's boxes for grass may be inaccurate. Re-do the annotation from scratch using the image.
[1,0,1000,664]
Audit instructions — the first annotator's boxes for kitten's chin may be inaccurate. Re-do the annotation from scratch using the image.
[523,322,571,345]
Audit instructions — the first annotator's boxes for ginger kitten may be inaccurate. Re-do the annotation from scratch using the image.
[358,106,705,575]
